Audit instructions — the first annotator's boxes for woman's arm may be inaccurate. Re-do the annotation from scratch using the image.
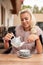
[3,33,14,49]
[27,34,43,54]
[4,40,9,49]
[35,38,42,54]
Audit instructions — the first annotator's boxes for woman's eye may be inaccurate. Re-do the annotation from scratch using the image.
[21,18,28,21]
[21,19,23,21]
[25,18,28,20]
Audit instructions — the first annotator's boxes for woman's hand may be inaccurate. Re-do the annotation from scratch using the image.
[3,33,14,41]
[27,34,39,43]
[3,33,14,49]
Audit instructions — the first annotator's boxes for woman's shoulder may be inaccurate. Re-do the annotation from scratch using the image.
[35,25,42,31]
[34,25,40,28]
[34,25,43,35]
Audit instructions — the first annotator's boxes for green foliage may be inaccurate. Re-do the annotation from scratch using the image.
[21,5,32,10]
[33,5,43,14]
[40,7,43,13]
[33,5,39,13]
[21,5,43,14]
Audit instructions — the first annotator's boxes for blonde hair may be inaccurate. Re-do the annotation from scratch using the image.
[19,8,36,28]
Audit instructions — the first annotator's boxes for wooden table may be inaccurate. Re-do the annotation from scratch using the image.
[0,54,43,65]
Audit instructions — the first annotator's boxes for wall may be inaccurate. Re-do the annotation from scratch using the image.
[34,14,43,22]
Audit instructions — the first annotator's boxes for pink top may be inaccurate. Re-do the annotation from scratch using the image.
[11,25,43,54]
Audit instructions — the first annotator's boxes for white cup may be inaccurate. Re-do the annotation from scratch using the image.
[18,49,30,57]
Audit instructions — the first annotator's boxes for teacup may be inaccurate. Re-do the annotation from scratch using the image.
[18,49,30,57]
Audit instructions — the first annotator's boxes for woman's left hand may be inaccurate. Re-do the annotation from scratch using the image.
[27,34,39,43]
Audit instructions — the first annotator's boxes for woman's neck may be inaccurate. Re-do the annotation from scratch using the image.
[24,26,31,31]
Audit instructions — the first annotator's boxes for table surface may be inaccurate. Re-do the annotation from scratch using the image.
[0,54,43,65]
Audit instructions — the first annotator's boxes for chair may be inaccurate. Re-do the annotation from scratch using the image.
[0,27,7,49]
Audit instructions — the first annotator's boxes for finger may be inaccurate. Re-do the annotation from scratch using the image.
[11,33,14,36]
[27,37,34,43]
[5,36,11,40]
[4,36,11,40]
[9,33,14,38]
[6,34,12,37]
[6,35,12,40]
[4,37,9,40]
[6,33,14,39]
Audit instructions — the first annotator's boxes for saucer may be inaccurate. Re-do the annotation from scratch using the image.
[17,54,31,59]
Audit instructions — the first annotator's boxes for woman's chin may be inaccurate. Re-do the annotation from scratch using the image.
[24,25,30,28]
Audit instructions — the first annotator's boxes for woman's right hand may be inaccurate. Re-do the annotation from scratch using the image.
[3,33,14,41]
[3,33,14,49]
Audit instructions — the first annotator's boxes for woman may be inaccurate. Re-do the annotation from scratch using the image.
[4,8,43,54]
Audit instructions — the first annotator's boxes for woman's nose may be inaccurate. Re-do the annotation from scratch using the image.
[23,19,26,23]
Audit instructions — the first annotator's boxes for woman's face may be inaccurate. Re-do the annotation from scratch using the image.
[20,12,31,30]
